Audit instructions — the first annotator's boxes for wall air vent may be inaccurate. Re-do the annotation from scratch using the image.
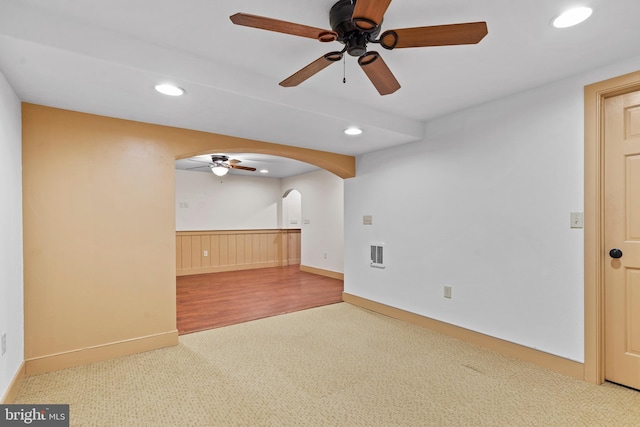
[370,243,385,268]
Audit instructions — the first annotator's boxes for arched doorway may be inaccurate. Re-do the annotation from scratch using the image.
[282,189,302,228]
[282,189,302,266]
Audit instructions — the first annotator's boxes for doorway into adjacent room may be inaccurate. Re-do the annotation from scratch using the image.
[174,156,345,334]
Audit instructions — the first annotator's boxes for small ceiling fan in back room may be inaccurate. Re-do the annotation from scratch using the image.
[187,155,257,177]
[230,0,488,95]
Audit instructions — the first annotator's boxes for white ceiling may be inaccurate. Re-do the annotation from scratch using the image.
[2,0,640,176]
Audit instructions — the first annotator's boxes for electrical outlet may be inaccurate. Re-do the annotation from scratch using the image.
[1,333,6,356]
[203,250,208,257]
[444,286,452,299]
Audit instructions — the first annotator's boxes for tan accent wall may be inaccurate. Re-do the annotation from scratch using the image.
[22,104,354,373]
[176,229,300,276]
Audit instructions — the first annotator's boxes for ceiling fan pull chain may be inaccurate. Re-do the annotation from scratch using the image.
[343,55,346,84]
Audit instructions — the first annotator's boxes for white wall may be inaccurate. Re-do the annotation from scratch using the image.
[175,170,282,230]
[0,71,24,400]
[175,168,344,274]
[283,170,344,273]
[345,55,640,363]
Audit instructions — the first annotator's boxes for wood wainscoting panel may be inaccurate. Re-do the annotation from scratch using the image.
[176,235,182,270]
[220,234,229,266]
[211,235,221,267]
[176,229,301,276]
[266,233,277,263]
[181,235,192,270]
[287,230,301,265]
[201,235,211,268]
[191,236,202,269]
[242,234,251,264]
[253,234,262,264]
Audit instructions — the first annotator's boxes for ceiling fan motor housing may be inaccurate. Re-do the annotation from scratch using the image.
[211,155,229,163]
[330,0,381,57]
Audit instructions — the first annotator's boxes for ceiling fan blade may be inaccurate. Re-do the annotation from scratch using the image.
[187,158,211,164]
[358,51,400,96]
[228,159,242,165]
[352,0,392,31]
[280,52,343,87]
[230,13,337,42]
[230,165,257,171]
[186,165,211,170]
[380,22,488,49]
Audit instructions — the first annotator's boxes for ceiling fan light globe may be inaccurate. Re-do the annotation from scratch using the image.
[211,166,229,176]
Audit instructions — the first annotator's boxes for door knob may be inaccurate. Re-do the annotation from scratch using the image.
[609,248,623,259]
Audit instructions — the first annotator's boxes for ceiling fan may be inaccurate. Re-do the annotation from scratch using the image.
[230,0,488,95]
[187,155,257,176]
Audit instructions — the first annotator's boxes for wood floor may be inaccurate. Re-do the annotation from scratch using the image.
[176,265,344,334]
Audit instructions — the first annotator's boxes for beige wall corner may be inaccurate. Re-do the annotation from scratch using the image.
[21,104,353,373]
[343,293,584,381]
[22,104,179,363]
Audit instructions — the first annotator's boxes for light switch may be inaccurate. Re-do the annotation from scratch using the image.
[444,286,452,299]
[570,212,584,229]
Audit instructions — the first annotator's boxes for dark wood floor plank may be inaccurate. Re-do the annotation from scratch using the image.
[176,265,344,334]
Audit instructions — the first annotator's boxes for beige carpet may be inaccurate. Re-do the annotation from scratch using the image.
[14,303,640,426]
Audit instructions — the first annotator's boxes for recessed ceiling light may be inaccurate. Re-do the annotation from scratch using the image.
[260,169,269,174]
[154,83,185,96]
[552,7,593,28]
[344,127,363,136]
